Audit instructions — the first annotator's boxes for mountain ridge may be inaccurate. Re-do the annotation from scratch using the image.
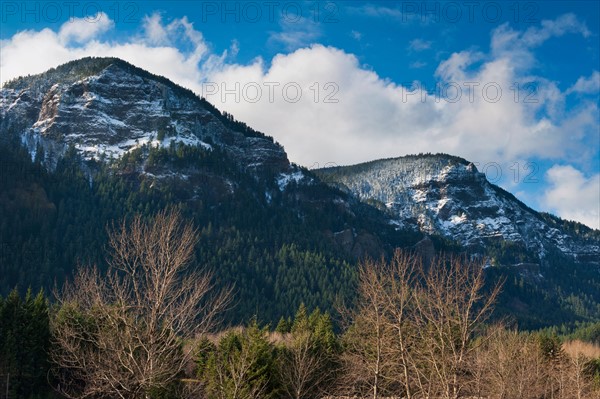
[1,57,598,327]
[320,152,598,235]
[1,57,291,177]
[316,153,599,264]
[3,56,271,140]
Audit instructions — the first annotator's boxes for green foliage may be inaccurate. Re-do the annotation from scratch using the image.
[196,305,340,399]
[198,319,279,399]
[1,127,598,328]
[1,121,599,330]
[276,304,340,398]
[291,303,310,334]
[570,322,600,344]
[0,289,52,399]
[275,317,292,334]
[535,332,565,361]
[2,56,599,398]
[157,128,166,142]
[485,246,600,329]
[536,321,600,345]
[0,132,361,325]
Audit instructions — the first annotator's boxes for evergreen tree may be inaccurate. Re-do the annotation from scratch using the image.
[198,319,279,399]
[278,304,340,399]
[276,317,291,334]
[0,289,51,398]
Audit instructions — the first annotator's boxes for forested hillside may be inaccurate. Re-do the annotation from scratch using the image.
[2,239,599,398]
[1,57,599,329]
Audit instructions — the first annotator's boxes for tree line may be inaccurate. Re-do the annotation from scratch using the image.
[1,210,599,398]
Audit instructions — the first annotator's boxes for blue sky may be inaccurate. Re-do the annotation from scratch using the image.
[1,1,599,228]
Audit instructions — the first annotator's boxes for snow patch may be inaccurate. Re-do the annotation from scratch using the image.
[277,171,304,191]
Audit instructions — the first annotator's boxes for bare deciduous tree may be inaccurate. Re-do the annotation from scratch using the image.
[51,209,231,399]
[338,256,395,399]
[339,251,501,399]
[560,340,600,399]
[380,251,421,399]
[413,255,502,399]
[473,325,548,399]
[472,329,600,399]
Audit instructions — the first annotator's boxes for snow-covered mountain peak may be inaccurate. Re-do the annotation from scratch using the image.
[317,154,599,264]
[0,57,289,173]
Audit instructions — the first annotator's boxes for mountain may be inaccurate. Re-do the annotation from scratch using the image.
[0,57,405,323]
[316,155,600,326]
[1,57,598,328]
[315,154,600,264]
[1,57,288,173]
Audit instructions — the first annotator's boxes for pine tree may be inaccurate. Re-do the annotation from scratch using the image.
[199,319,278,399]
[0,289,51,398]
[276,317,291,334]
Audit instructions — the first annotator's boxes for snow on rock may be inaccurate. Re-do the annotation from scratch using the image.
[317,154,599,262]
[0,59,288,176]
[277,170,305,191]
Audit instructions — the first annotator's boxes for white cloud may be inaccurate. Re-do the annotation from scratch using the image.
[491,13,590,70]
[206,41,598,171]
[543,165,600,229]
[0,12,211,93]
[434,50,484,81]
[521,13,591,46]
[408,38,432,51]
[1,14,595,169]
[568,71,600,94]
[409,61,427,69]
[347,4,435,24]
[142,13,169,46]
[354,5,403,19]
[58,12,113,44]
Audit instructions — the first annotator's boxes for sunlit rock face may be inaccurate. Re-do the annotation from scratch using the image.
[317,154,599,264]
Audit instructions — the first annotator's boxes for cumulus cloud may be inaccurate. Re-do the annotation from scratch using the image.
[543,165,600,229]
[0,12,214,93]
[206,16,596,170]
[58,12,114,44]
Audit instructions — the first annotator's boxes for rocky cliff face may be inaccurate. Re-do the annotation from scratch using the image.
[0,58,289,175]
[316,155,599,264]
